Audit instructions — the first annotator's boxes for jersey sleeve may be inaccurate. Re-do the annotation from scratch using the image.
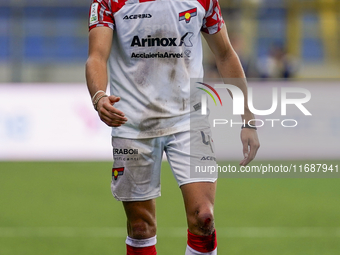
[89,0,114,31]
[201,0,224,34]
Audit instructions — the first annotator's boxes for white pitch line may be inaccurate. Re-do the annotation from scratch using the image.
[0,227,126,238]
[0,227,339,238]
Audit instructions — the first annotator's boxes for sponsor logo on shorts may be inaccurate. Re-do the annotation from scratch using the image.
[179,8,197,23]
[113,148,138,155]
[113,156,140,161]
[201,156,216,161]
[123,14,152,20]
[112,167,124,180]
[113,148,140,161]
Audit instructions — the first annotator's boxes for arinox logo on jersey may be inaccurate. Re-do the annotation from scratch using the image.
[130,32,193,47]
[179,8,197,23]
[123,14,152,20]
[113,148,139,155]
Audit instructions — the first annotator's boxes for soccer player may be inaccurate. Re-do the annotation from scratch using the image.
[86,0,260,254]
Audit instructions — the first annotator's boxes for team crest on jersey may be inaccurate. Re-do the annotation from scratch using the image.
[179,8,197,23]
[112,167,124,180]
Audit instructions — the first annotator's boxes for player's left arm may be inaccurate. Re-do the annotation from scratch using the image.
[203,25,260,166]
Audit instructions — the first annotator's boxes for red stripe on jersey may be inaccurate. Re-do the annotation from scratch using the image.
[200,0,224,34]
[126,244,157,255]
[111,0,128,13]
[197,0,211,12]
[139,0,156,3]
[187,229,217,253]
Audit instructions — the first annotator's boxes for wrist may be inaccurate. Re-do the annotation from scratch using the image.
[241,123,257,130]
[92,90,108,111]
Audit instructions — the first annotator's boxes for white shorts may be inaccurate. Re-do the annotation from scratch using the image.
[111,129,217,201]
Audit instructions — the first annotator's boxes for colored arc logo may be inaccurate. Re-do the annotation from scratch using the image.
[196,82,223,106]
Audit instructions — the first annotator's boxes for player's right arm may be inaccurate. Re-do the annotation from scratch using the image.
[85,27,127,127]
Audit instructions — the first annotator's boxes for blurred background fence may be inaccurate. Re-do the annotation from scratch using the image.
[0,0,90,83]
[0,0,339,83]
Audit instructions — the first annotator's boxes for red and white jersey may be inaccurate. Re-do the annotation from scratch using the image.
[89,0,224,138]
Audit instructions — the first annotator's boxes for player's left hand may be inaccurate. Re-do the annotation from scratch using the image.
[239,128,260,166]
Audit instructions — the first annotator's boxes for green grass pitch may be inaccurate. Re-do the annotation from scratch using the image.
[0,161,340,255]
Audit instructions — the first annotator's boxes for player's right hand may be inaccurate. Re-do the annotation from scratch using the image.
[96,95,127,127]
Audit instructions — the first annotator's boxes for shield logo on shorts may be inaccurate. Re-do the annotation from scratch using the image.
[112,167,124,180]
[201,131,214,153]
